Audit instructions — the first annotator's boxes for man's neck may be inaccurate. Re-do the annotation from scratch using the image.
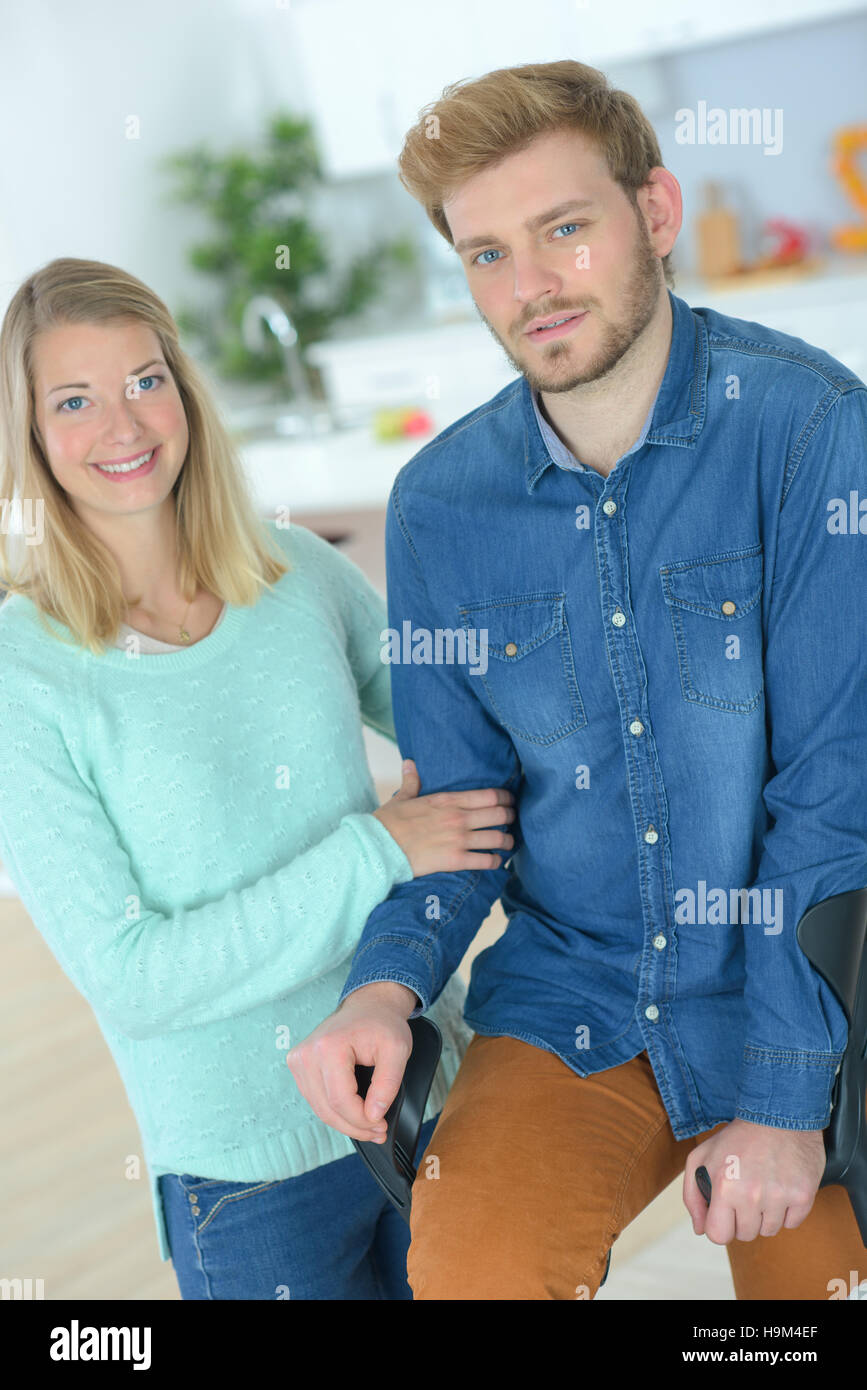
[537,292,673,478]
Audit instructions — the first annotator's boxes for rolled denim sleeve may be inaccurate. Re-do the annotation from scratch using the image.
[734,385,867,1130]
[337,474,522,1015]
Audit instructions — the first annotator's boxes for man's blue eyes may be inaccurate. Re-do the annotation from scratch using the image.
[58,374,163,413]
[473,223,583,265]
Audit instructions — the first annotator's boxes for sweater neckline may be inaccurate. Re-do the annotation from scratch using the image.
[41,599,250,673]
[117,599,229,653]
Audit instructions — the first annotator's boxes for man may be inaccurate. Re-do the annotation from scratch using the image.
[287,60,867,1299]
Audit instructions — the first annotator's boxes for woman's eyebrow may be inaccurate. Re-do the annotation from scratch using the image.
[45,358,166,398]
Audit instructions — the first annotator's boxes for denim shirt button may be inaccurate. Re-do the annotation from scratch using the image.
[653,934,667,950]
[644,825,659,843]
[612,610,626,627]
[645,1004,660,1021]
[504,642,518,656]
[629,719,644,735]
[721,600,736,614]
[602,499,617,515]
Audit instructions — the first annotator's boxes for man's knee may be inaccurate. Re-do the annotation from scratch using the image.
[405,1134,608,1300]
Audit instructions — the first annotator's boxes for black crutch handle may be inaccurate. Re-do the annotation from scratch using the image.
[351,1013,442,1224]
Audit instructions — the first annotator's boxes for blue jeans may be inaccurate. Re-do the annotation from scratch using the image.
[159,1114,439,1299]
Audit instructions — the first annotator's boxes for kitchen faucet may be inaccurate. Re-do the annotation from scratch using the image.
[240,295,321,436]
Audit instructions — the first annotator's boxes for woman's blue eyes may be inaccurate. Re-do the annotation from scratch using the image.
[58,374,163,413]
[472,223,583,265]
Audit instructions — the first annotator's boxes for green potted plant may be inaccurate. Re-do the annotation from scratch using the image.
[160,111,416,400]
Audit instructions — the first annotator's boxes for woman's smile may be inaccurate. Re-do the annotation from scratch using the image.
[91,444,160,479]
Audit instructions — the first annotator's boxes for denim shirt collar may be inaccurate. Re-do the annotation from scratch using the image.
[521,289,709,493]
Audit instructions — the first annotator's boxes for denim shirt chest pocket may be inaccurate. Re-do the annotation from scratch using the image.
[457,591,587,744]
[659,544,764,713]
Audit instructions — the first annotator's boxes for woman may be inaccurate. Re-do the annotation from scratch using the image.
[0,257,515,1300]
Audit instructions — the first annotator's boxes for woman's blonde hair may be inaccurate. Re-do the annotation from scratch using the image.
[0,257,289,655]
[398,59,675,287]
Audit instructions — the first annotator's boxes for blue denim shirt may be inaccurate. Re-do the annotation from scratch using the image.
[339,288,867,1137]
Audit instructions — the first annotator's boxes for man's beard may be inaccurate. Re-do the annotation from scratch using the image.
[474,212,663,394]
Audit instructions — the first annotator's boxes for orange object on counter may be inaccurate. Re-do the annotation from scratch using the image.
[830,124,867,253]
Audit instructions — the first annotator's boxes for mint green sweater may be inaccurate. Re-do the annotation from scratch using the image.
[0,521,471,1262]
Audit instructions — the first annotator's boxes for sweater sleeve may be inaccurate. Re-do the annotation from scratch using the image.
[345,579,399,746]
[279,522,399,745]
[0,659,413,1041]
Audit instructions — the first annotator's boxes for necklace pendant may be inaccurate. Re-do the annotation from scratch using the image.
[179,626,191,644]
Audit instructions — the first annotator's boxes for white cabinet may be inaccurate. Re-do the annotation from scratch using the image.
[575,0,866,65]
[290,0,867,178]
[305,320,516,426]
[680,266,867,380]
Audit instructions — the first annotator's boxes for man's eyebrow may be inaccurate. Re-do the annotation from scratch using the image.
[453,199,596,255]
[45,359,166,398]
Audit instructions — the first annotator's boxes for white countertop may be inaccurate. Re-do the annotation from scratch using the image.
[239,426,427,515]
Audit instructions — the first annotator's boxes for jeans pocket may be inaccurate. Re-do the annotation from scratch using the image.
[179,1175,279,1235]
[660,544,764,713]
[457,591,587,745]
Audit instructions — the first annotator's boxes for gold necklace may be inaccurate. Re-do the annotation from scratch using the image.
[126,593,195,644]
[177,595,194,644]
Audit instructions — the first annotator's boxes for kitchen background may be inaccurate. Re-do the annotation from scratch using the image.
[1,0,866,1300]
